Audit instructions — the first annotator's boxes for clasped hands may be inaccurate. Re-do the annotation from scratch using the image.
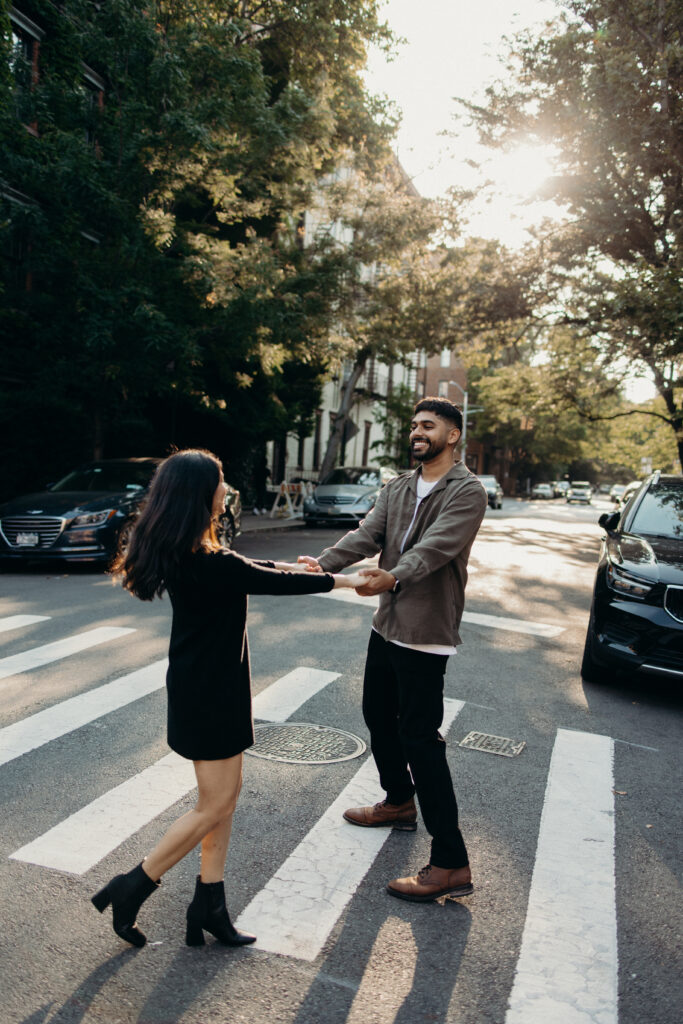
[296,556,396,597]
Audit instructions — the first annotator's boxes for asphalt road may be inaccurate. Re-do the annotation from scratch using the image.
[0,497,680,1024]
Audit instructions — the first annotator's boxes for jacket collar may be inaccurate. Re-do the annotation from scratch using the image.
[408,460,466,494]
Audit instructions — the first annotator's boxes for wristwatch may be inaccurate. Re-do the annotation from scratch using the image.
[392,576,401,594]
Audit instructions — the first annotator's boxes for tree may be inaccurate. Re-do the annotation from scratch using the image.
[311,163,443,478]
[0,0,398,496]
[370,382,414,468]
[459,0,683,464]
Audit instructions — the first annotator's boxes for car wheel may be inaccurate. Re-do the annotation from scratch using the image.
[580,613,614,684]
[117,519,135,558]
[218,513,235,549]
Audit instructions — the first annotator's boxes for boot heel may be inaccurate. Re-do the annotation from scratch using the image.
[392,821,417,832]
[186,923,205,946]
[91,886,112,912]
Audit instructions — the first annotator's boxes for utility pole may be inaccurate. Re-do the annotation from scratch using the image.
[448,379,468,466]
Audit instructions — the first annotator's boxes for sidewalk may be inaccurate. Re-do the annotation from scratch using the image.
[240,511,306,533]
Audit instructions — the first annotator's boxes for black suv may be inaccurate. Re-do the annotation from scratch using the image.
[581,473,683,684]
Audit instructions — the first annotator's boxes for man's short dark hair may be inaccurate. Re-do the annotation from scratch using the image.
[414,397,463,432]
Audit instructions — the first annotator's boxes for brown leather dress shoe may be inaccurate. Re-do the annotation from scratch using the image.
[387,864,473,902]
[342,798,417,831]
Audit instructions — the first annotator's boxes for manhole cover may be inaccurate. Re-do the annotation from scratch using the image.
[459,731,526,758]
[246,723,366,764]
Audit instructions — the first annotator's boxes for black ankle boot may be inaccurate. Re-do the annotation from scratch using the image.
[91,862,160,947]
[185,876,256,947]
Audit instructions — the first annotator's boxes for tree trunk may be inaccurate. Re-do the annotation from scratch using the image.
[651,367,683,470]
[318,354,368,480]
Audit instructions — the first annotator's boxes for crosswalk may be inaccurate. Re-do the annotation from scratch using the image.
[1,607,618,1022]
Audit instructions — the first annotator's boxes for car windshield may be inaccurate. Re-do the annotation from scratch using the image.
[571,481,590,488]
[51,463,157,493]
[478,476,498,486]
[321,468,381,487]
[630,482,683,539]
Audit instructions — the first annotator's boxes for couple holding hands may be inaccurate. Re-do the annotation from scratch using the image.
[93,398,487,950]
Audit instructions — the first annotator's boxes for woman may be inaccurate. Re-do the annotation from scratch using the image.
[92,448,363,949]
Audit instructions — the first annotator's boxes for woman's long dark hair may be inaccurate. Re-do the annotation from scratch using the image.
[112,449,222,600]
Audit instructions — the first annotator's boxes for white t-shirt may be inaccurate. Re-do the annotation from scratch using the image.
[382,474,458,657]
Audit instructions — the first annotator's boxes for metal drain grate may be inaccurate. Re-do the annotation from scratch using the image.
[459,731,526,758]
[246,723,366,764]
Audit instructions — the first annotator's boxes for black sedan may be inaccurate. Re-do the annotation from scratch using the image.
[581,473,683,684]
[0,458,241,566]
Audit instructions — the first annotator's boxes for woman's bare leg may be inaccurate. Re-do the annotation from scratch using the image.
[142,754,243,881]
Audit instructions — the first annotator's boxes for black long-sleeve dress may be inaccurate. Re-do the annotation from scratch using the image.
[165,549,335,760]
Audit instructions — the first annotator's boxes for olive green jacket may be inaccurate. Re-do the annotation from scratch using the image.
[317,462,487,646]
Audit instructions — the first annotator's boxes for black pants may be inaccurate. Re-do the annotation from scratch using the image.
[362,630,468,869]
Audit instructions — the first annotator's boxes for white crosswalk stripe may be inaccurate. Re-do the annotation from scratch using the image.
[1,608,619,1024]
[9,666,345,874]
[505,729,617,1024]
[0,660,167,767]
[235,697,465,961]
[252,666,340,722]
[0,626,135,681]
[0,614,51,635]
[313,588,565,636]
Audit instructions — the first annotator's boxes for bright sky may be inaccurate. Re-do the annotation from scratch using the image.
[364,0,560,245]
[363,0,655,402]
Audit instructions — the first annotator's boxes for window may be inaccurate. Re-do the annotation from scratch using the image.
[80,65,105,147]
[9,9,44,129]
[438,380,449,398]
[440,349,451,368]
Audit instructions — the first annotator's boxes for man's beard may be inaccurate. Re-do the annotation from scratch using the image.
[411,438,447,462]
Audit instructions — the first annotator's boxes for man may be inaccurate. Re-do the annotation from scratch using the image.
[299,397,487,902]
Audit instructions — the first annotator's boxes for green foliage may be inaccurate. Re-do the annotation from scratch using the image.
[458,0,683,465]
[370,382,414,468]
[0,0,398,498]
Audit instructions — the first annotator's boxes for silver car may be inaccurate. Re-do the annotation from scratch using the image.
[566,481,592,504]
[303,466,396,525]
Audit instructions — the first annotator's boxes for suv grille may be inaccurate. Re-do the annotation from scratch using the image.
[664,586,683,624]
[0,516,65,548]
[316,496,356,506]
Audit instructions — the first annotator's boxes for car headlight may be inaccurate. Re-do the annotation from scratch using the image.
[606,563,652,598]
[70,509,116,528]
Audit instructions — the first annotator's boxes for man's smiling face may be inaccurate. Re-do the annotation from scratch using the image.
[409,411,460,463]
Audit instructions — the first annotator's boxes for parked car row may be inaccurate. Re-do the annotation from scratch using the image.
[0,459,241,566]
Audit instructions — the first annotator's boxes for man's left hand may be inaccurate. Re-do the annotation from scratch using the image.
[355,568,396,596]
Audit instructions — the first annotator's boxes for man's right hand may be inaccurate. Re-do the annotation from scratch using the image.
[297,555,323,573]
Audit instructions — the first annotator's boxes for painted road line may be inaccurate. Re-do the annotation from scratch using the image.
[253,667,340,722]
[10,752,196,874]
[505,729,617,1024]
[9,664,343,874]
[0,615,51,635]
[235,697,465,961]
[0,627,136,681]
[462,611,563,638]
[0,660,167,767]
[314,589,564,637]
